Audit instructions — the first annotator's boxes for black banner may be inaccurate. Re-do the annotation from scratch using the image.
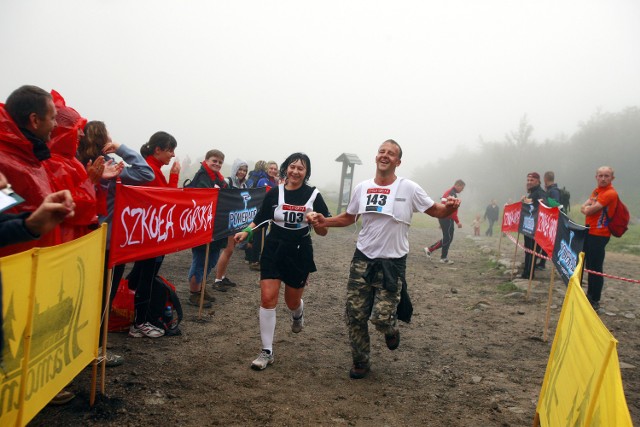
[518,202,539,238]
[213,187,266,241]
[552,211,588,285]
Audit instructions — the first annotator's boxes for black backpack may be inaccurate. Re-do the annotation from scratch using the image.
[558,187,571,213]
[148,276,183,335]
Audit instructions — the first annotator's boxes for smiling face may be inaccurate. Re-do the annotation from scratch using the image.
[155,146,175,165]
[267,162,279,179]
[286,159,307,188]
[375,141,401,174]
[205,156,224,173]
[236,165,248,180]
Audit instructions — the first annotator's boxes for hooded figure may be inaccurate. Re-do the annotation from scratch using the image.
[46,90,98,241]
[228,158,249,188]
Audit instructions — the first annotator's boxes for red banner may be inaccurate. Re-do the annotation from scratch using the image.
[109,184,218,266]
[534,202,560,255]
[501,202,521,233]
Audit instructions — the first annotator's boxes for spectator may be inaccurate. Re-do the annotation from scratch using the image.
[128,132,180,338]
[78,120,154,363]
[184,149,228,307]
[580,166,618,312]
[246,160,268,188]
[213,158,249,291]
[472,214,481,236]
[0,85,60,256]
[484,199,499,237]
[520,172,547,279]
[247,160,279,271]
[46,90,99,242]
[536,171,561,270]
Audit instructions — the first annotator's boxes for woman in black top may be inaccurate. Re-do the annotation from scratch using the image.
[235,153,329,371]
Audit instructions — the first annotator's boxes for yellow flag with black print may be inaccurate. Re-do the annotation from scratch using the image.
[0,226,105,427]
[536,252,632,426]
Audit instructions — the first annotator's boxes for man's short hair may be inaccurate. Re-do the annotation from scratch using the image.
[4,85,52,128]
[544,171,555,182]
[383,139,403,159]
[454,179,466,187]
[597,165,614,177]
[205,149,224,161]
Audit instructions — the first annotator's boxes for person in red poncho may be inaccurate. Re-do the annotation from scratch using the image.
[127,131,180,339]
[45,90,101,242]
[0,85,60,256]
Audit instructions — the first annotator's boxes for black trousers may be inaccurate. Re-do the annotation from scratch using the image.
[584,234,609,303]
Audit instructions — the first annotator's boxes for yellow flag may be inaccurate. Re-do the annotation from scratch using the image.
[0,226,106,426]
[536,252,632,426]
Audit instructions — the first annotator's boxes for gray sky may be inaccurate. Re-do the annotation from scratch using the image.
[1,0,639,188]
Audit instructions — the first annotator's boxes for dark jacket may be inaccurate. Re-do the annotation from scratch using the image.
[186,165,227,189]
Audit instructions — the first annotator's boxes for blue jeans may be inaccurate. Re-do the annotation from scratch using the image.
[188,244,222,284]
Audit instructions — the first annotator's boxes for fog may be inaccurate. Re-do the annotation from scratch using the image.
[1,0,639,196]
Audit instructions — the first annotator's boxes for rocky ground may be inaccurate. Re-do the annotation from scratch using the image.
[30,226,640,426]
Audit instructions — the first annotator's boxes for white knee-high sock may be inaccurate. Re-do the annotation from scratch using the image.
[259,307,276,352]
[291,299,304,319]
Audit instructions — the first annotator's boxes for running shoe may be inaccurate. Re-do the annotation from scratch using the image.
[220,277,236,287]
[291,310,304,333]
[129,322,165,338]
[349,362,371,379]
[251,349,274,370]
[385,330,400,350]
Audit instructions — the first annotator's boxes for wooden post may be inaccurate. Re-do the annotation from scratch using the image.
[543,267,555,342]
[99,267,113,395]
[510,232,520,282]
[197,242,211,319]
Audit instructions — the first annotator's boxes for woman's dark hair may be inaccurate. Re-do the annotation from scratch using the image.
[140,131,177,157]
[280,152,311,184]
[77,120,109,165]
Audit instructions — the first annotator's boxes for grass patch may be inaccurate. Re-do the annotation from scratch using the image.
[606,224,640,256]
[497,282,519,293]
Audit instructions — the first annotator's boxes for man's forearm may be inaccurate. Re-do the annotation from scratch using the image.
[323,212,357,228]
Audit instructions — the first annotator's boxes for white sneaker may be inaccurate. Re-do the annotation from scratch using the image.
[440,258,453,265]
[424,247,431,258]
[291,311,304,333]
[251,349,274,370]
[129,322,165,338]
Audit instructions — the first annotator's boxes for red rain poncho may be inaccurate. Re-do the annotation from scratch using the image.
[0,104,60,256]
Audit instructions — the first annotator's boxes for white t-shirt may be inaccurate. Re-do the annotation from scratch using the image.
[347,177,434,259]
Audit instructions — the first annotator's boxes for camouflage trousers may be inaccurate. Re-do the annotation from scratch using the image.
[345,252,405,366]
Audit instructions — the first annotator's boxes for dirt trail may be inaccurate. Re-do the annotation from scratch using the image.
[31,226,640,426]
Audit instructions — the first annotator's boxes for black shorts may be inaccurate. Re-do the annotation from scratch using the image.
[260,236,316,289]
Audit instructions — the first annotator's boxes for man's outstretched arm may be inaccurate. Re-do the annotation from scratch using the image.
[425,196,461,219]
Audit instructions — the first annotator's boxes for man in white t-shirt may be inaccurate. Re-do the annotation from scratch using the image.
[309,139,460,379]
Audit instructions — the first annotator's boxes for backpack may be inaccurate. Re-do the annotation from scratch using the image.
[607,197,630,238]
[149,276,184,335]
[558,187,571,213]
[246,171,260,188]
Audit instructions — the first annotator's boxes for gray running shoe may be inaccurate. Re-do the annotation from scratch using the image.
[251,349,274,370]
[440,258,453,264]
[291,311,304,333]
